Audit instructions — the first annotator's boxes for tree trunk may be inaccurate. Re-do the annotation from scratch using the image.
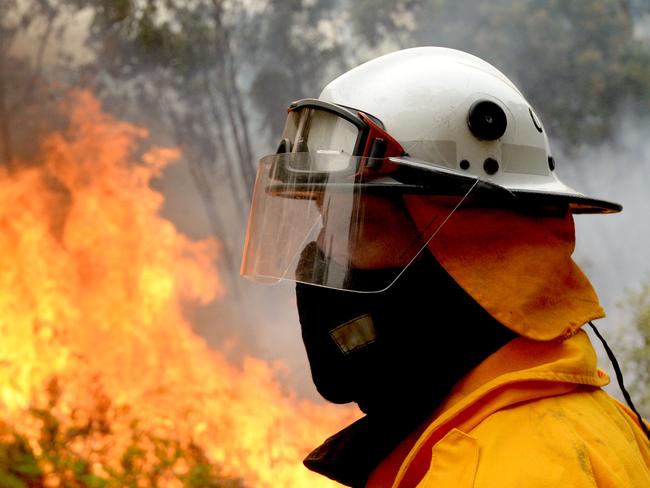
[224,48,256,195]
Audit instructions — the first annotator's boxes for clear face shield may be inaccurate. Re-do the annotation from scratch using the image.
[241,100,480,292]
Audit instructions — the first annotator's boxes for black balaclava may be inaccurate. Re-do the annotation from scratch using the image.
[296,241,516,487]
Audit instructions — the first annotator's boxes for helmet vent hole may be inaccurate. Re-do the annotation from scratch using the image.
[483,158,499,175]
[468,100,507,140]
[548,156,556,171]
[459,159,470,170]
[529,107,544,133]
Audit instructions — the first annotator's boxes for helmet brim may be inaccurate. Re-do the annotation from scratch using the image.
[387,156,622,214]
[268,158,622,214]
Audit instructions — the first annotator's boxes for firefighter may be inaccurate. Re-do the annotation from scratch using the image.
[241,47,650,487]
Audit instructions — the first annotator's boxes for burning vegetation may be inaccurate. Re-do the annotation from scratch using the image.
[0,91,356,487]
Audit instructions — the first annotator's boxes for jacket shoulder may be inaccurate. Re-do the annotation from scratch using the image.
[462,388,650,488]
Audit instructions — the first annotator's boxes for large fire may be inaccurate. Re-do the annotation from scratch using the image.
[0,91,356,486]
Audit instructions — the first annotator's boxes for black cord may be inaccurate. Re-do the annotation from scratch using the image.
[588,321,650,442]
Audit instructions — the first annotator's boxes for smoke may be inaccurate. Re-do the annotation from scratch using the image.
[552,115,650,400]
[3,2,322,399]
[153,158,320,398]
[558,117,650,317]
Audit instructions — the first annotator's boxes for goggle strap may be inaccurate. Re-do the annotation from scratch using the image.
[358,112,405,176]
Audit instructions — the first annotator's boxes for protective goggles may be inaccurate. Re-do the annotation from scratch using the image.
[241,100,482,292]
[272,98,405,180]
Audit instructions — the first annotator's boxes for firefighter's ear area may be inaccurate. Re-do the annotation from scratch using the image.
[467,100,507,140]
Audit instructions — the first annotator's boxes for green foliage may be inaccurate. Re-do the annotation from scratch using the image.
[0,0,78,165]
[620,280,650,416]
[83,0,197,71]
[0,380,244,487]
[347,0,417,46]
[0,430,43,488]
[347,0,650,148]
[621,40,650,109]
[53,0,650,153]
[6,0,650,155]
[247,0,346,139]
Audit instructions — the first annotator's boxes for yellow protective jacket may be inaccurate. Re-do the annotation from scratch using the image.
[366,330,650,487]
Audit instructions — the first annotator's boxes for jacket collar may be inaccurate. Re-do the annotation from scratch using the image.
[441,328,608,412]
[387,330,609,488]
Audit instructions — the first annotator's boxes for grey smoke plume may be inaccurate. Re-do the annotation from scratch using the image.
[559,118,650,318]
[555,116,650,401]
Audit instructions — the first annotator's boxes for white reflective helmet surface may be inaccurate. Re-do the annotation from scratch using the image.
[318,47,621,214]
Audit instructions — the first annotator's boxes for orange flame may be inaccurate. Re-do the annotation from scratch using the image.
[0,91,356,486]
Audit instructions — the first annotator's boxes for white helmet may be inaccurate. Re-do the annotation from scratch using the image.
[241,47,621,293]
[318,46,620,213]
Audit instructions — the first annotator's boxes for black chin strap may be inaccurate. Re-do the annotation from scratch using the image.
[588,321,650,442]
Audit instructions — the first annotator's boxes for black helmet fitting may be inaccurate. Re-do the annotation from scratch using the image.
[467,100,507,141]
